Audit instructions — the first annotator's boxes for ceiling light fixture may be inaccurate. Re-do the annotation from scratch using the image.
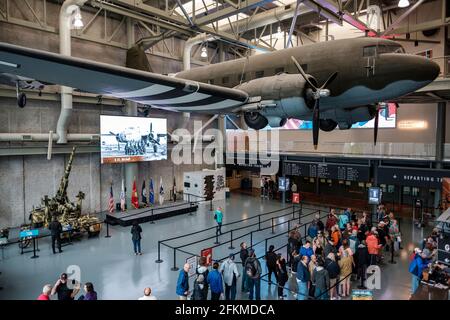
[398,0,410,8]
[201,46,208,58]
[276,25,283,40]
[72,8,84,30]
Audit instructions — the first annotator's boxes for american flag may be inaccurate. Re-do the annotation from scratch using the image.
[108,184,115,213]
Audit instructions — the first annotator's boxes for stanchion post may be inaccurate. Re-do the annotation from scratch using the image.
[228,230,234,250]
[271,217,275,234]
[250,231,253,247]
[298,207,301,224]
[265,239,268,255]
[171,248,179,271]
[105,220,111,238]
[258,215,261,231]
[210,199,213,211]
[155,241,163,263]
[150,209,155,224]
[214,227,220,245]
[30,237,39,259]
[288,220,291,234]
[292,205,295,219]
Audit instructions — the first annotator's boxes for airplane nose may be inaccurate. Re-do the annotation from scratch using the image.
[414,56,440,82]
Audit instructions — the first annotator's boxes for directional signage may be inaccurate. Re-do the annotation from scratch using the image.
[378,167,448,188]
[292,193,301,204]
[19,229,39,239]
[284,161,370,182]
[186,256,197,277]
[368,187,382,205]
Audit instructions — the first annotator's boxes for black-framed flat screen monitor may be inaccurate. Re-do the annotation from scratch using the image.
[368,187,382,205]
[100,115,167,164]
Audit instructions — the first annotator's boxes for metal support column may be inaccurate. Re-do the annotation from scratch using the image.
[434,102,446,214]
[124,18,138,208]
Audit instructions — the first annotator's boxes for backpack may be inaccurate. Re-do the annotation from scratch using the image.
[308,223,318,238]
[246,259,257,277]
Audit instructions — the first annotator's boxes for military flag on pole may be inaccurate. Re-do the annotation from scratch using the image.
[149,178,155,205]
[131,179,139,209]
[159,176,164,205]
[120,179,126,212]
[141,180,147,205]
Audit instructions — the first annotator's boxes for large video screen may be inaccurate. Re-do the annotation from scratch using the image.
[100,115,167,164]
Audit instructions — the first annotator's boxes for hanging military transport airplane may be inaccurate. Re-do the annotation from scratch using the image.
[0,37,440,148]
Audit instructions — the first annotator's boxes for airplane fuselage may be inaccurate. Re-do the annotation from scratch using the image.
[176,37,439,124]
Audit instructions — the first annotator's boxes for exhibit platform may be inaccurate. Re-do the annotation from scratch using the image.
[105,200,198,227]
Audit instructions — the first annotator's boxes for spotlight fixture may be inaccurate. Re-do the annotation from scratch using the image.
[276,25,283,40]
[398,0,410,8]
[72,8,84,30]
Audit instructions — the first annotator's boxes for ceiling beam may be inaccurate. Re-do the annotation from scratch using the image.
[382,0,426,36]
[195,0,275,26]
[92,0,273,51]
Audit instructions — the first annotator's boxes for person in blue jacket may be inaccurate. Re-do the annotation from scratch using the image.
[409,248,431,296]
[207,262,224,300]
[338,212,349,231]
[296,255,311,300]
[214,207,224,236]
[299,241,314,263]
[176,263,191,300]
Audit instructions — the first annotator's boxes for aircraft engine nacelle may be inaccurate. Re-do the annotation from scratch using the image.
[235,73,314,126]
[235,73,311,103]
[321,105,377,129]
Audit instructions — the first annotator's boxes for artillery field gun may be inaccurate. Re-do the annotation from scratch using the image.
[29,147,102,237]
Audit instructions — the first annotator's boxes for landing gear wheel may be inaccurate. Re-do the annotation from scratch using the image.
[319,119,338,132]
[243,112,268,130]
[17,92,27,108]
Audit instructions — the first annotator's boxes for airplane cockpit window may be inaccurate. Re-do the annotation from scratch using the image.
[363,45,377,57]
[378,44,406,54]
[364,44,405,57]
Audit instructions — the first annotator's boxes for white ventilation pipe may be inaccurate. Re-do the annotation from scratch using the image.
[56,0,88,144]
[0,133,99,142]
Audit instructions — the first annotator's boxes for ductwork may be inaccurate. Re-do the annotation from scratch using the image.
[56,0,88,144]
[0,133,99,142]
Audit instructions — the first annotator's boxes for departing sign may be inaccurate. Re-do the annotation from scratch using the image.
[201,248,213,266]
[378,167,448,188]
[284,161,370,182]
[292,193,301,204]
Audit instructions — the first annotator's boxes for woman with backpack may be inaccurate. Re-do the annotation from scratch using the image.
[264,245,278,284]
[192,274,208,300]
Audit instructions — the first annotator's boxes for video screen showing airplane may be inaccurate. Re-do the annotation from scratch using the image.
[100,115,167,164]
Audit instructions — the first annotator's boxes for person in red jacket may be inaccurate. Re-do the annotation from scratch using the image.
[326,209,338,233]
[37,284,52,300]
[366,228,382,265]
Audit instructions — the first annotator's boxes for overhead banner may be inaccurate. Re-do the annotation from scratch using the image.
[378,167,448,188]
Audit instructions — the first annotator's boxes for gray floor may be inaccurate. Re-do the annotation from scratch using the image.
[0,193,431,300]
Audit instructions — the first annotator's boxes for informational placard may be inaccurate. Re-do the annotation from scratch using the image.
[292,193,300,204]
[284,161,370,182]
[19,229,39,239]
[368,187,381,205]
[186,256,197,277]
[278,177,290,191]
[201,248,213,267]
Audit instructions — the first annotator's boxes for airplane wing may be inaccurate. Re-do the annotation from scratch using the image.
[0,42,249,113]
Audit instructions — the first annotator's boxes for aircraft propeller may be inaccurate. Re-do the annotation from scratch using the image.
[291,56,338,150]
[374,105,379,146]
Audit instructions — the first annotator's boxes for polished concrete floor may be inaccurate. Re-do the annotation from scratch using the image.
[0,193,432,300]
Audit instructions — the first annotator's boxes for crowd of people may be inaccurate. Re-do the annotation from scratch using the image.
[37,203,439,301]
[172,205,406,300]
